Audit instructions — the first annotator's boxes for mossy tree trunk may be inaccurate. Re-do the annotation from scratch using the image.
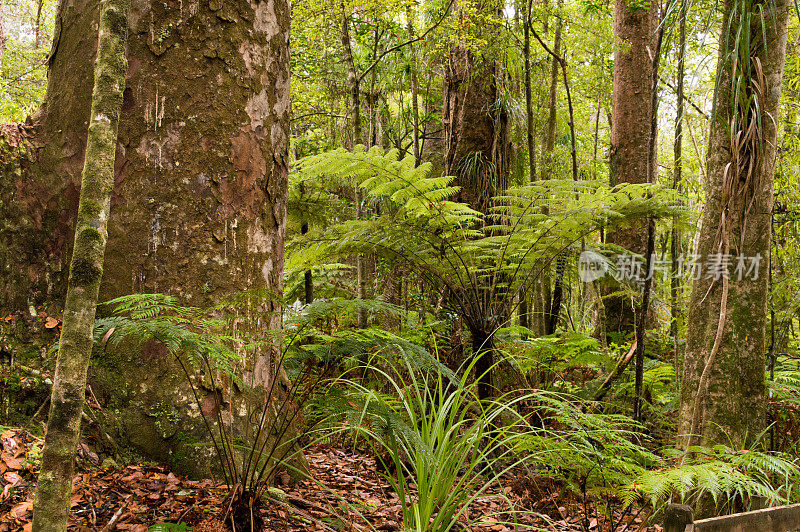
[32,0,129,528]
[2,0,294,476]
[677,0,790,450]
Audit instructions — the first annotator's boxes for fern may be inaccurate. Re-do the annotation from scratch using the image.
[626,445,799,511]
[289,146,686,368]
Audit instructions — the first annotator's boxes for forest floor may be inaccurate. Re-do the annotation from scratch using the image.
[0,428,662,531]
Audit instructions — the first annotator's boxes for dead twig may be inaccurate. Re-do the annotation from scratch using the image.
[99,494,132,532]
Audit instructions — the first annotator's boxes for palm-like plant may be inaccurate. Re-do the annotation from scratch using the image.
[290,146,684,399]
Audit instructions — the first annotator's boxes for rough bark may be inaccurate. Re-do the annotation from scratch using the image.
[677,0,790,449]
[442,24,510,214]
[2,0,293,475]
[32,0,129,527]
[604,0,657,338]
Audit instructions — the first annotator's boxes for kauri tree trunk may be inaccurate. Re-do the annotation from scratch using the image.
[677,0,790,449]
[32,0,129,527]
[1,0,292,475]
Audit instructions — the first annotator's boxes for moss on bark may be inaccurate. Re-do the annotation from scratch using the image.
[31,0,130,529]
[677,0,790,451]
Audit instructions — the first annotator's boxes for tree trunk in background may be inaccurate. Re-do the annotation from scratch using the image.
[32,0,129,527]
[407,8,421,165]
[0,0,6,69]
[443,24,510,214]
[35,0,44,49]
[523,0,536,185]
[677,0,790,450]
[443,1,510,397]
[671,0,686,381]
[1,0,292,476]
[604,0,657,339]
[519,0,535,338]
[341,7,361,146]
[340,7,369,327]
[533,8,562,337]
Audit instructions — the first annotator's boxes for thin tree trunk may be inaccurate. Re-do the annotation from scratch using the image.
[0,0,6,68]
[523,0,536,184]
[671,0,687,373]
[407,8,421,166]
[633,0,669,422]
[519,0,535,337]
[32,0,129,527]
[341,7,368,327]
[341,6,361,147]
[633,217,655,421]
[34,0,44,49]
[534,6,563,337]
[356,188,367,328]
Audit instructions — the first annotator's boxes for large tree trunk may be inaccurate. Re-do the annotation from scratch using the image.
[443,37,510,214]
[677,0,790,449]
[32,0,129,527]
[1,0,292,475]
[604,0,657,338]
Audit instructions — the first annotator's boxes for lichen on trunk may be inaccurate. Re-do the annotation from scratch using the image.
[32,0,130,528]
[677,0,790,451]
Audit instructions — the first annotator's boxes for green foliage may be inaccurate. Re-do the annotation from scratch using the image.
[324,345,532,532]
[290,145,685,342]
[512,391,798,524]
[629,445,799,510]
[147,524,193,532]
[506,331,611,375]
[0,0,56,121]
[516,392,659,501]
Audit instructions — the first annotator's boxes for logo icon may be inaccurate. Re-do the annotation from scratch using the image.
[578,250,607,282]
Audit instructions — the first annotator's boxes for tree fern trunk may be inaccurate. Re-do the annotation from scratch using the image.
[471,328,494,401]
[32,0,129,527]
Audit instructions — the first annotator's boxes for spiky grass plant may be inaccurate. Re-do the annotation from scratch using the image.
[326,347,533,532]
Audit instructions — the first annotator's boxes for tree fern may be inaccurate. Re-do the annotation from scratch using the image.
[290,145,686,394]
